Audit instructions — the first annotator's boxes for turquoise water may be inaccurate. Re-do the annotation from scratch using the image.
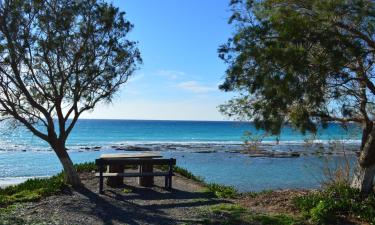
[0,120,361,150]
[0,120,361,191]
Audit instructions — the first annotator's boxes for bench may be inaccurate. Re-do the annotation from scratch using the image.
[95,158,176,194]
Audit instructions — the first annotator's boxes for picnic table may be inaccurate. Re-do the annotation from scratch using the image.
[100,153,162,187]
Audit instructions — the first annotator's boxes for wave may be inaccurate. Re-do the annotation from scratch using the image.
[0,138,361,152]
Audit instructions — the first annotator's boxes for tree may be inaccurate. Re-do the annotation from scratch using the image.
[0,0,141,187]
[219,0,375,194]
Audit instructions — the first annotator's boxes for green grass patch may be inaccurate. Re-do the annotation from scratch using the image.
[0,173,66,206]
[122,188,133,193]
[203,203,304,225]
[204,183,238,198]
[173,166,204,183]
[293,183,375,224]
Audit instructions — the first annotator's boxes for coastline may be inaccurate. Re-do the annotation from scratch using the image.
[0,141,359,191]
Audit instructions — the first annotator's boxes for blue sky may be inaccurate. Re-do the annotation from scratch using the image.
[82,0,235,120]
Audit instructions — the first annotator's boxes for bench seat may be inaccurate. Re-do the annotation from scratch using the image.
[95,172,175,177]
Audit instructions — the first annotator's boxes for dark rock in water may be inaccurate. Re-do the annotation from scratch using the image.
[22,149,26,152]
[290,152,300,157]
[247,150,301,158]
[225,150,240,153]
[93,146,101,150]
[195,150,217,153]
[114,145,152,151]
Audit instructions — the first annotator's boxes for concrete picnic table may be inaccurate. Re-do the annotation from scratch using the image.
[100,152,162,187]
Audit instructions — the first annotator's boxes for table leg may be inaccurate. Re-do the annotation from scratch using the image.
[106,164,124,187]
[139,163,154,187]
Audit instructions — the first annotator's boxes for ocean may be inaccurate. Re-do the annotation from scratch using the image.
[0,119,362,192]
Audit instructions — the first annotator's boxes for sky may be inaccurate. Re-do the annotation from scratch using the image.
[82,0,235,121]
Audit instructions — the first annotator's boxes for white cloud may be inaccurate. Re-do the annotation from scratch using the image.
[156,70,185,80]
[81,99,227,121]
[176,81,216,94]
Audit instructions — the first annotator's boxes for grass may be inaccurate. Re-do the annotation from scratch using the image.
[173,166,204,183]
[202,203,304,225]
[293,183,375,224]
[203,183,238,198]
[0,173,66,206]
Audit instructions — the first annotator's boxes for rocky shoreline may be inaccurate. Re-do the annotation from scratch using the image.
[71,141,361,158]
[1,141,360,159]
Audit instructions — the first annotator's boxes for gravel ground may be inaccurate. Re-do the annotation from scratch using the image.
[9,172,228,225]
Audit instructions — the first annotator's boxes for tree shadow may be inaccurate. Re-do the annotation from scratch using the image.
[71,186,172,225]
[70,185,226,225]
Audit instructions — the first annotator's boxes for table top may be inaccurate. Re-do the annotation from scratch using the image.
[100,152,162,159]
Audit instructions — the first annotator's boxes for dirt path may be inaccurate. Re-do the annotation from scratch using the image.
[10,172,229,225]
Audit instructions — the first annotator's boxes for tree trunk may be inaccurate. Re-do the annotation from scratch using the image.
[351,125,375,195]
[351,163,375,195]
[54,145,82,187]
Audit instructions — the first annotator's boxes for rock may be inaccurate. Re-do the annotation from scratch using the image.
[290,152,300,157]
[225,150,240,153]
[195,150,217,153]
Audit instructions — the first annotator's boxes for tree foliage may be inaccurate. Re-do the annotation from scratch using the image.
[219,0,375,136]
[0,0,141,185]
[0,0,141,146]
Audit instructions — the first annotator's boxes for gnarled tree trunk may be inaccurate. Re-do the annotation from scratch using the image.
[54,145,81,187]
[351,124,375,195]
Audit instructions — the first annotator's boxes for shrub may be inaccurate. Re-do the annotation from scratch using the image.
[74,161,97,172]
[293,183,375,224]
[205,203,303,225]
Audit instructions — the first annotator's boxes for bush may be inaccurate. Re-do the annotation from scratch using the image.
[293,183,375,224]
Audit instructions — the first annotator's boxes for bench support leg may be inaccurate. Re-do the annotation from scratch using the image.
[99,165,104,194]
[139,163,154,187]
[168,176,172,189]
[99,175,104,194]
